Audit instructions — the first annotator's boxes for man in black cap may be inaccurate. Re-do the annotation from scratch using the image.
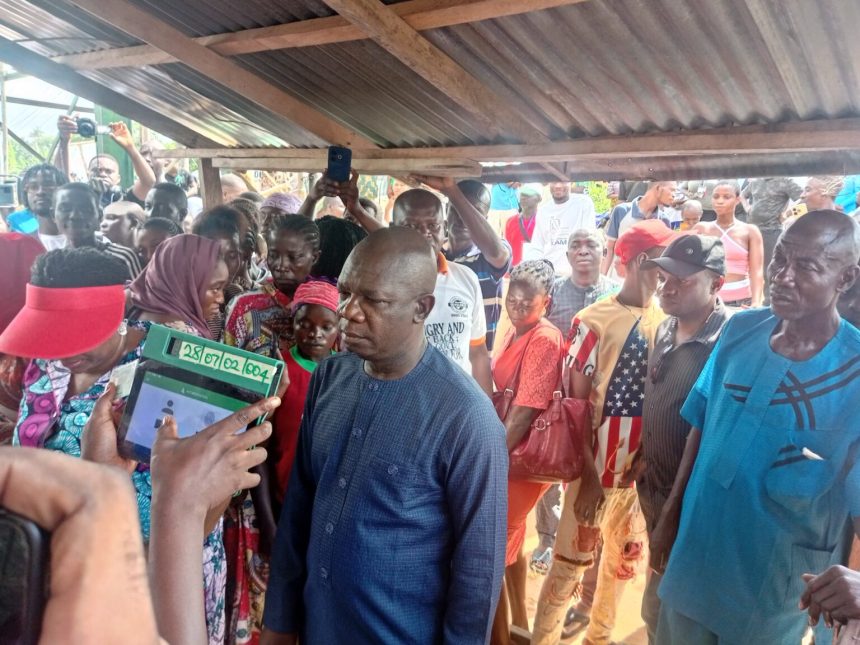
[634,234,731,644]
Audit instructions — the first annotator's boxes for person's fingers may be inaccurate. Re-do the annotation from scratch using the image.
[807,599,822,626]
[90,382,116,424]
[236,471,262,490]
[155,414,179,442]
[232,422,273,452]
[0,448,126,531]
[202,398,280,439]
[807,566,845,593]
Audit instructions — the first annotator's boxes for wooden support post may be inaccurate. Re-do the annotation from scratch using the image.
[198,158,222,210]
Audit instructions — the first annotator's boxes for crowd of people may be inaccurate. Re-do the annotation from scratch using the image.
[1,132,860,645]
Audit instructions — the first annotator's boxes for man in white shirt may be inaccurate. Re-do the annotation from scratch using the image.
[392,189,492,396]
[524,182,596,276]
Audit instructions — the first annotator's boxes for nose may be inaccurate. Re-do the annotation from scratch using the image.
[338,294,363,322]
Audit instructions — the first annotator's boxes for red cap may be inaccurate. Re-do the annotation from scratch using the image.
[614,219,678,265]
[291,279,339,314]
[0,284,126,359]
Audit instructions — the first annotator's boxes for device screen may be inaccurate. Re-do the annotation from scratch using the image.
[0,509,48,645]
[118,362,261,462]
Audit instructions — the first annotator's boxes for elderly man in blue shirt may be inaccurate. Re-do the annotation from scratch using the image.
[260,227,508,645]
[649,210,860,644]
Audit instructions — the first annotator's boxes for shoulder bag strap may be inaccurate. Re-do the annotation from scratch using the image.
[501,324,540,397]
[518,215,532,243]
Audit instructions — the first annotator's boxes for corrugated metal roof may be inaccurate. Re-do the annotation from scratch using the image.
[1,0,858,177]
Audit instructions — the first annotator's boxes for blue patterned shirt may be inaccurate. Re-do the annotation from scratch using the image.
[660,310,860,644]
[263,345,508,643]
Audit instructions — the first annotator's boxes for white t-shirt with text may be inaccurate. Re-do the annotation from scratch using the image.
[524,194,596,276]
[424,259,486,374]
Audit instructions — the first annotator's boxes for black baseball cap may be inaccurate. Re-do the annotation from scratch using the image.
[642,234,726,277]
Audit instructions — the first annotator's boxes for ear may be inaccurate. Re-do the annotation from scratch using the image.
[713,275,725,295]
[311,248,322,264]
[414,293,436,323]
[180,208,189,217]
[836,264,860,295]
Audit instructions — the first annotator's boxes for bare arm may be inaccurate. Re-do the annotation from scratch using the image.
[149,399,276,645]
[55,115,75,176]
[601,238,616,275]
[415,177,510,269]
[470,342,493,397]
[339,170,384,233]
[569,368,604,523]
[649,427,702,572]
[503,405,542,451]
[747,224,765,307]
[110,123,157,202]
[298,174,324,219]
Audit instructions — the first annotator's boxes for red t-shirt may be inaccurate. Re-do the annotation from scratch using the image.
[504,214,536,268]
[271,346,316,502]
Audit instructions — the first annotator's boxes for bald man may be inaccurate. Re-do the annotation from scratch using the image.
[650,211,860,644]
[393,188,493,395]
[261,228,507,645]
[221,173,248,203]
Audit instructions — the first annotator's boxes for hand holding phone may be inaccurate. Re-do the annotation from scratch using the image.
[326,146,352,183]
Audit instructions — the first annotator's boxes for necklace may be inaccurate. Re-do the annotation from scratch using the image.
[615,296,643,321]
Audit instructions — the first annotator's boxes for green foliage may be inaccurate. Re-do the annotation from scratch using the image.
[6,128,56,176]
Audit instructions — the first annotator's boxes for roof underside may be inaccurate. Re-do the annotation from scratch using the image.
[1,0,858,180]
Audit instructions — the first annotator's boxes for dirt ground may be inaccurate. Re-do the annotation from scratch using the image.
[521,507,648,645]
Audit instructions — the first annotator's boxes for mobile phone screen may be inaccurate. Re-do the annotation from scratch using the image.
[0,509,48,644]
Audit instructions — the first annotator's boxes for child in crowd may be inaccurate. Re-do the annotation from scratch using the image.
[270,280,339,506]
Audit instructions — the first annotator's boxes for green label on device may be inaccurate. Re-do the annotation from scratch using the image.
[176,340,277,385]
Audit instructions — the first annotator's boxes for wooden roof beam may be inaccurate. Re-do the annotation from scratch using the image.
[321,0,555,145]
[154,118,860,163]
[65,0,376,148]
[53,0,588,70]
[0,36,219,148]
[212,157,483,177]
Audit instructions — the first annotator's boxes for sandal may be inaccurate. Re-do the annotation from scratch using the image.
[562,608,590,640]
[529,546,552,575]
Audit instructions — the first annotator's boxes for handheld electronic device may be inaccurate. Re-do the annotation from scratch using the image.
[116,324,284,463]
[326,145,352,183]
[0,508,49,645]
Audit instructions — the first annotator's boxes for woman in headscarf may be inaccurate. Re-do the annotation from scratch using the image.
[129,234,229,338]
[259,192,302,234]
[489,259,565,645]
[0,246,230,644]
[0,233,45,440]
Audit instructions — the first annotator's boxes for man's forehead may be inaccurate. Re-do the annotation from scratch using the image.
[404,207,443,222]
[778,231,842,260]
[569,231,601,245]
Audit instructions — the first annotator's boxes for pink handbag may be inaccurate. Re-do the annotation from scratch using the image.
[493,337,589,483]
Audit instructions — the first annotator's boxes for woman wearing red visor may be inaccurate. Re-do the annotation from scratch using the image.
[0,245,230,644]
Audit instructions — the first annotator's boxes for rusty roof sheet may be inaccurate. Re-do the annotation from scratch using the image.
[1,0,859,177]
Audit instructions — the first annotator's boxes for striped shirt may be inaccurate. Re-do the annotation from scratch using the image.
[447,242,511,350]
[548,274,619,337]
[566,296,665,487]
[95,237,141,280]
[637,301,730,525]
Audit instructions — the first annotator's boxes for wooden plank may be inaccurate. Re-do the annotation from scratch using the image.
[211,156,483,177]
[65,0,376,149]
[0,36,219,148]
[5,97,94,112]
[479,151,860,182]
[198,158,222,209]
[321,0,545,144]
[154,118,860,162]
[53,0,588,70]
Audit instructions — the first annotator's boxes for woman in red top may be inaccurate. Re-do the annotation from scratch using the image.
[270,280,339,506]
[503,184,541,267]
[490,259,564,644]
